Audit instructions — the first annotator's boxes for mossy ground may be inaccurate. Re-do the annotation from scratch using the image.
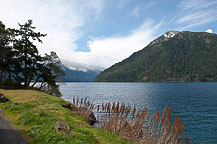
[0,90,133,144]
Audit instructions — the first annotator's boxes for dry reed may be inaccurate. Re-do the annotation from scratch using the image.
[71,97,189,144]
[96,101,188,144]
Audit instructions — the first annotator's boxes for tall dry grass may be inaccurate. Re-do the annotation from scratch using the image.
[96,101,189,144]
[71,97,189,144]
[72,97,94,110]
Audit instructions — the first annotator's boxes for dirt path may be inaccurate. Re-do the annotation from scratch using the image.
[0,109,27,144]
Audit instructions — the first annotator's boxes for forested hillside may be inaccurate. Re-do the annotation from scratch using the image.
[95,31,217,82]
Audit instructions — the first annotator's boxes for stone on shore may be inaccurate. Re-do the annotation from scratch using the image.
[55,121,83,136]
[0,93,9,103]
[61,102,97,126]
[84,110,97,126]
[61,102,76,111]
[55,121,71,135]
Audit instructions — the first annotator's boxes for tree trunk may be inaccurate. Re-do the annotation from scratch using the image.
[24,44,28,87]
[39,81,45,89]
[31,76,41,87]
[0,71,3,82]
[27,78,32,87]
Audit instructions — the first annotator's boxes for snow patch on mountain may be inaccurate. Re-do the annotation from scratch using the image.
[149,31,181,47]
[164,31,181,39]
[163,31,178,38]
[62,60,105,73]
[67,66,88,72]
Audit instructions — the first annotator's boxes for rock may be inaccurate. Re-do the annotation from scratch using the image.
[11,103,19,106]
[61,102,97,126]
[61,102,76,111]
[55,121,70,131]
[55,121,71,135]
[70,106,87,115]
[0,93,9,103]
[61,102,70,108]
[84,110,97,125]
[55,121,83,136]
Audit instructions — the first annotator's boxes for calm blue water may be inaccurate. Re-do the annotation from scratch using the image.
[60,82,217,144]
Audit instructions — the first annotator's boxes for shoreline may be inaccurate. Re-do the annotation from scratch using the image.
[0,89,130,144]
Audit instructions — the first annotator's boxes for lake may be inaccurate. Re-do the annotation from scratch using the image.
[60,82,217,144]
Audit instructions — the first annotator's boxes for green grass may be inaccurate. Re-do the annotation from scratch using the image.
[0,90,132,144]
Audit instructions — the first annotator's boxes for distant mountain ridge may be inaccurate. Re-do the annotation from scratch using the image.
[62,60,104,73]
[95,31,217,82]
[60,61,104,82]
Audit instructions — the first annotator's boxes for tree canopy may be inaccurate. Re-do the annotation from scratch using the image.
[0,20,64,96]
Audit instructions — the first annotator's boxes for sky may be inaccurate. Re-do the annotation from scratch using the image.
[0,0,217,68]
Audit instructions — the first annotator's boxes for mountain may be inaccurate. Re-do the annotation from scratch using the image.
[62,60,104,73]
[94,31,217,82]
[60,61,104,82]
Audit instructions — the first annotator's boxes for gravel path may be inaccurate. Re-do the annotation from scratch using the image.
[0,109,27,144]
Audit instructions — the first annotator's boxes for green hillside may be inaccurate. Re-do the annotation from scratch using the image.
[0,90,131,144]
[95,31,217,82]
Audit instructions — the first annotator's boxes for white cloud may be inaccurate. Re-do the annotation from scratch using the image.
[130,2,155,18]
[66,19,161,68]
[0,0,160,68]
[205,29,213,33]
[177,0,217,29]
[0,0,81,53]
[0,0,105,59]
[180,0,217,11]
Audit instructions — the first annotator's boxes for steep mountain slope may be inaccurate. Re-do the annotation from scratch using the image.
[59,62,104,82]
[95,31,217,82]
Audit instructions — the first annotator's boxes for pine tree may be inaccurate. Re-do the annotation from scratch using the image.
[0,20,64,96]
[0,21,13,82]
[13,20,46,87]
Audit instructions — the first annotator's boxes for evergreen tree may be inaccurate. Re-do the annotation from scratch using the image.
[0,21,14,82]
[0,20,64,96]
[13,20,46,86]
[32,51,64,96]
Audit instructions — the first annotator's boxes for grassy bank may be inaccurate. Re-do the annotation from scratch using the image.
[0,90,132,144]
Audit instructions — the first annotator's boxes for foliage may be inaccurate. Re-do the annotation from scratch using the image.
[12,20,47,86]
[0,20,64,96]
[0,21,14,81]
[95,31,217,82]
